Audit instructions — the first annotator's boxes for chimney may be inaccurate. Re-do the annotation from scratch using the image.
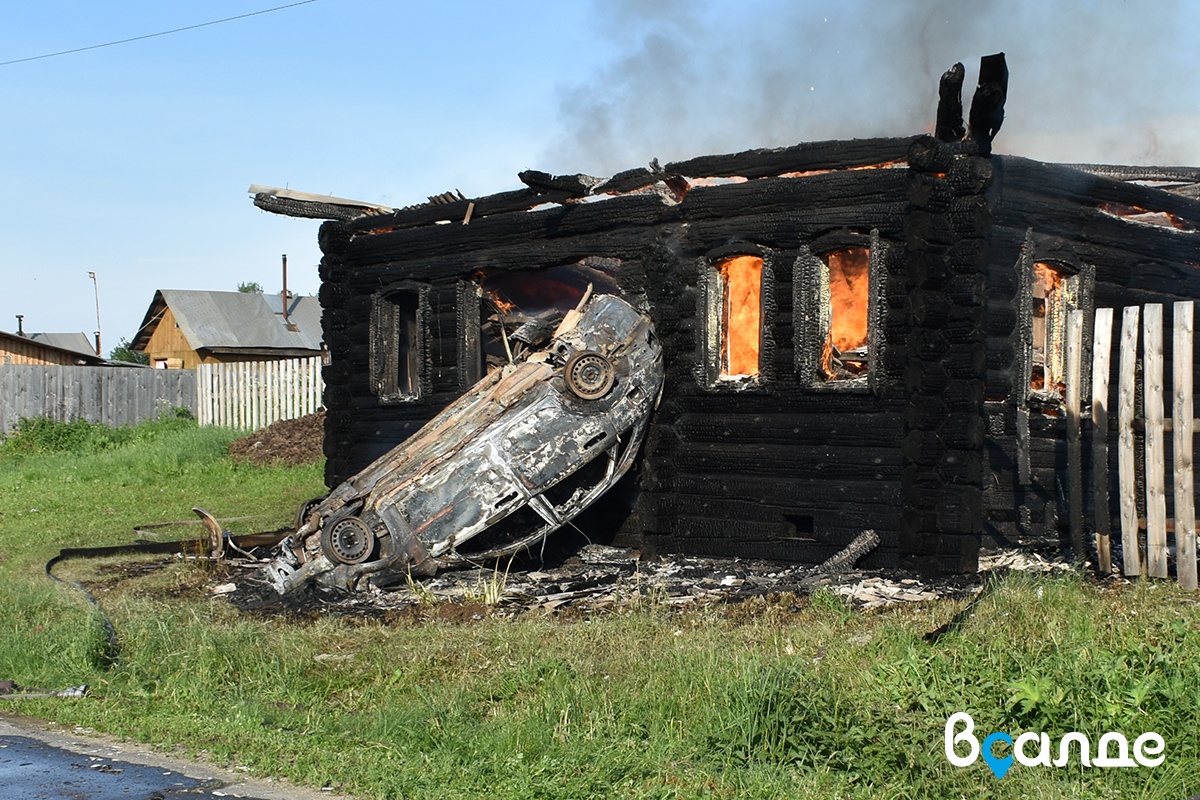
[15,315,25,337]
[281,254,298,332]
[94,331,102,357]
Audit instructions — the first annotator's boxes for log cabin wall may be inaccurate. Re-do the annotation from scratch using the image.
[982,156,1200,552]
[900,136,993,574]
[316,137,939,570]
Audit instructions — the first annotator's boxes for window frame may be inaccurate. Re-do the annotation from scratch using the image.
[370,281,430,403]
[1012,232,1096,407]
[793,230,887,393]
[696,245,776,391]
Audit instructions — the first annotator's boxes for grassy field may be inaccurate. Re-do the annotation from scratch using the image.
[1,417,1199,799]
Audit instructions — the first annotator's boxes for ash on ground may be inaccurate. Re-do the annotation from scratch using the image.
[221,533,1075,620]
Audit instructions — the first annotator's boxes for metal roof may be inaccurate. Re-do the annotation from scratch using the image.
[28,332,97,357]
[133,290,323,354]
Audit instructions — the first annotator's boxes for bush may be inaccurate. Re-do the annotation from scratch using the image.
[0,415,199,456]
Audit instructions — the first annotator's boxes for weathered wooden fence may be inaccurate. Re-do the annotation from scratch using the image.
[196,357,323,429]
[1071,301,1199,588]
[0,366,196,434]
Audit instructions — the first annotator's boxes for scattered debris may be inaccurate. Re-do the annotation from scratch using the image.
[216,530,993,619]
[0,681,88,700]
[977,548,1077,574]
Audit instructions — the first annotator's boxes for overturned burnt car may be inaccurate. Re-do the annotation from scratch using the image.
[264,292,663,594]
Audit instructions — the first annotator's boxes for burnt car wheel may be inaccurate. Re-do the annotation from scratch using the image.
[294,497,324,531]
[564,351,614,400]
[320,516,377,564]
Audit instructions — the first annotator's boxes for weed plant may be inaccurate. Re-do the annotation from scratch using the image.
[1,419,1198,798]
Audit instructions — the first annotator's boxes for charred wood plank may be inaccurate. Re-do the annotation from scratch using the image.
[936,62,966,143]
[664,137,914,180]
[967,53,1007,155]
[998,156,1200,226]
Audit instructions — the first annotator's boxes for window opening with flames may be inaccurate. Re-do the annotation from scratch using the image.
[819,247,871,382]
[1029,260,1076,398]
[718,255,764,378]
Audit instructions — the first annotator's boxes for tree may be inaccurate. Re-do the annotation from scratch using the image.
[238,281,264,293]
[109,337,149,365]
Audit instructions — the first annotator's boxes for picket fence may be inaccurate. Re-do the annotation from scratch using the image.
[195,356,323,429]
[1064,301,1199,588]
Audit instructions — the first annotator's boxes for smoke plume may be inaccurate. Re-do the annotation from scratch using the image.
[546,0,1200,175]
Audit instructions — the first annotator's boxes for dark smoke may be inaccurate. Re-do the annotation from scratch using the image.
[546,0,1200,175]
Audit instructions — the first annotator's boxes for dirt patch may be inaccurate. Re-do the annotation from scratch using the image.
[228,410,325,467]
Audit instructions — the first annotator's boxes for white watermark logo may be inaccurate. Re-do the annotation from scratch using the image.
[945,712,1164,779]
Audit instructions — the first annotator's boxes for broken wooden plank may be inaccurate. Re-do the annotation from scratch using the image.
[1174,301,1197,589]
[1091,307,1114,574]
[1119,305,1142,578]
[1065,308,1085,560]
[1144,304,1168,579]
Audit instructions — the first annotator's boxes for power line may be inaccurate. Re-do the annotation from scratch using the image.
[0,0,321,67]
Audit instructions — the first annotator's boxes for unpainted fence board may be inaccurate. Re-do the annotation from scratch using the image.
[1174,301,1197,589]
[0,366,196,433]
[1066,309,1085,559]
[1143,304,1168,579]
[1091,307,1114,574]
[193,357,323,431]
[1118,306,1142,578]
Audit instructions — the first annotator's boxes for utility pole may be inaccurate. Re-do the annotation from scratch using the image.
[88,271,102,356]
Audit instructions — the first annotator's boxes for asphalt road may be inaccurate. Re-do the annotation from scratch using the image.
[0,712,354,800]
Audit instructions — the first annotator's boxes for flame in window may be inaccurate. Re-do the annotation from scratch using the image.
[1031,261,1067,394]
[719,255,763,377]
[821,247,871,380]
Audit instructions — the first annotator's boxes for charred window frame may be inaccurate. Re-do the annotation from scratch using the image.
[1015,235,1094,404]
[697,246,775,390]
[794,230,887,393]
[456,279,483,389]
[370,282,429,402]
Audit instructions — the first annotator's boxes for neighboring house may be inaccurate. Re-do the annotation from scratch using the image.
[0,331,107,366]
[131,290,322,369]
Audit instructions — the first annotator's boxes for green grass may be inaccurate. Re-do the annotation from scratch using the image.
[2,418,1199,798]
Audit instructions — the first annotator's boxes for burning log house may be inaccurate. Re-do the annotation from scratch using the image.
[257,55,1200,576]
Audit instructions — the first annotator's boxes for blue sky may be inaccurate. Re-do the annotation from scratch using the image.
[3,0,1199,351]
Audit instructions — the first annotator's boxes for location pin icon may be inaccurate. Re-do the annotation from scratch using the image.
[981,732,1014,779]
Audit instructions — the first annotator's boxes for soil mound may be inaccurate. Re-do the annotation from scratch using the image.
[228,410,325,466]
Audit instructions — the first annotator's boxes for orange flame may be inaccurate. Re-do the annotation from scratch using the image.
[821,247,870,380]
[1030,261,1065,393]
[719,255,763,377]
[488,293,517,314]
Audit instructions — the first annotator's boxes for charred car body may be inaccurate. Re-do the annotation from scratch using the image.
[265,293,663,594]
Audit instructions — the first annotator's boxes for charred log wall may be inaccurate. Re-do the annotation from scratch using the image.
[982,156,1200,553]
[317,137,927,568]
[899,136,991,574]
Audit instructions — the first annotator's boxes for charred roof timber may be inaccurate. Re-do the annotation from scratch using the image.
[935,53,1008,155]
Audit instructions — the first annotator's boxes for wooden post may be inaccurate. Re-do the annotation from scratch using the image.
[1119,306,1142,578]
[1066,309,1085,560]
[1144,304,1168,579]
[1091,308,1114,574]
[1174,302,1197,590]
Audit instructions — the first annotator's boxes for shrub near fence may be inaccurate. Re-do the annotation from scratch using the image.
[0,365,196,435]
[196,357,323,430]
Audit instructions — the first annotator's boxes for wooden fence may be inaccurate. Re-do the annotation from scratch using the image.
[1070,301,1199,588]
[0,366,196,434]
[196,357,323,429]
